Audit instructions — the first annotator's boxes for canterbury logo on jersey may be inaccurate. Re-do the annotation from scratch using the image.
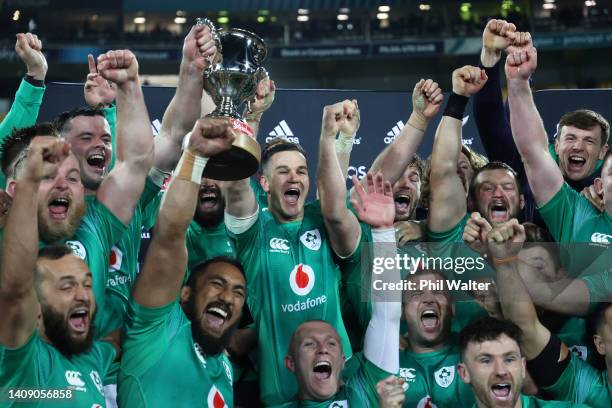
[399,367,417,382]
[328,401,348,408]
[65,370,86,391]
[207,385,228,408]
[591,232,612,243]
[151,119,161,136]
[266,120,300,143]
[269,237,290,253]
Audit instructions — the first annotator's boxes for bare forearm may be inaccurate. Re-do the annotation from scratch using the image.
[225,179,257,217]
[318,138,349,221]
[370,112,426,185]
[506,80,548,164]
[115,81,154,168]
[431,116,462,179]
[496,262,539,332]
[155,65,204,171]
[156,174,200,243]
[0,180,38,296]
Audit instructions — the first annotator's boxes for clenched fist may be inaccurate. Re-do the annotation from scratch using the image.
[452,66,488,98]
[97,50,139,87]
[15,32,47,81]
[187,117,236,158]
[182,24,217,72]
[412,78,444,121]
[22,137,71,183]
[321,99,359,140]
[505,47,538,82]
[481,19,517,66]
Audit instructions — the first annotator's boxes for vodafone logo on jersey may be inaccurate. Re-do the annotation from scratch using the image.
[207,385,228,408]
[109,246,123,270]
[289,264,315,296]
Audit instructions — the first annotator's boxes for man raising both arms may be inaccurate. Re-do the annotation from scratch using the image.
[117,118,246,407]
[284,172,402,407]
[0,137,118,407]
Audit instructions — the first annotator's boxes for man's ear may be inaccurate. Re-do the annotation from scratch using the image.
[521,356,526,380]
[554,137,560,156]
[594,334,605,356]
[180,286,191,304]
[457,363,470,384]
[594,178,603,196]
[285,355,296,372]
[519,193,525,210]
[260,174,270,194]
[6,180,17,198]
[598,143,609,160]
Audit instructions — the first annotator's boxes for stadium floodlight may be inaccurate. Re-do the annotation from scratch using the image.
[298,9,309,15]
[378,5,391,12]
[585,0,596,6]
[543,3,556,9]
[257,16,266,23]
[174,17,187,24]
[13,10,20,21]
[543,0,555,3]
[339,8,350,13]
[419,4,432,11]
[217,16,229,24]
[337,14,349,21]
[377,12,389,20]
[297,15,310,22]
[133,16,146,24]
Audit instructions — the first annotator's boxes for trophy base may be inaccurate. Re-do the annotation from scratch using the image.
[202,132,261,181]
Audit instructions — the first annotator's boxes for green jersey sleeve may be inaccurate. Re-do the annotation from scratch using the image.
[120,299,179,378]
[0,78,45,188]
[345,354,394,407]
[538,183,599,243]
[426,214,469,243]
[579,252,612,303]
[103,104,117,171]
[542,353,611,408]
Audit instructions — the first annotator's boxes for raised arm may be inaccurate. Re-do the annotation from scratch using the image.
[350,172,401,373]
[245,77,276,139]
[94,50,154,225]
[474,20,525,172]
[0,137,69,347]
[133,118,234,308]
[0,33,47,141]
[505,48,564,206]
[428,66,487,233]
[489,219,551,359]
[318,100,362,257]
[154,25,217,172]
[369,79,443,185]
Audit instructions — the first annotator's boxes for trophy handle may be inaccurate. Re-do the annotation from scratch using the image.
[196,18,221,77]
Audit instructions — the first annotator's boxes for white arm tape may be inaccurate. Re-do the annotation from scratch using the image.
[224,207,259,234]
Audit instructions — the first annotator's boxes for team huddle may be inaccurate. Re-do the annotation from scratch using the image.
[0,18,610,408]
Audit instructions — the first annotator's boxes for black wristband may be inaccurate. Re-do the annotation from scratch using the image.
[24,75,44,88]
[443,92,469,120]
[526,334,570,388]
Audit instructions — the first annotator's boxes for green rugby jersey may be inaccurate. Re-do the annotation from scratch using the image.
[229,200,357,406]
[540,353,611,408]
[470,394,593,408]
[59,198,127,338]
[538,183,611,275]
[102,177,162,336]
[0,331,115,407]
[118,300,234,407]
[282,354,391,408]
[398,335,474,407]
[186,220,235,273]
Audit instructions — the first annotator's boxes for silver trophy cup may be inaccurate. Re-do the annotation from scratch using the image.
[197,18,267,180]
